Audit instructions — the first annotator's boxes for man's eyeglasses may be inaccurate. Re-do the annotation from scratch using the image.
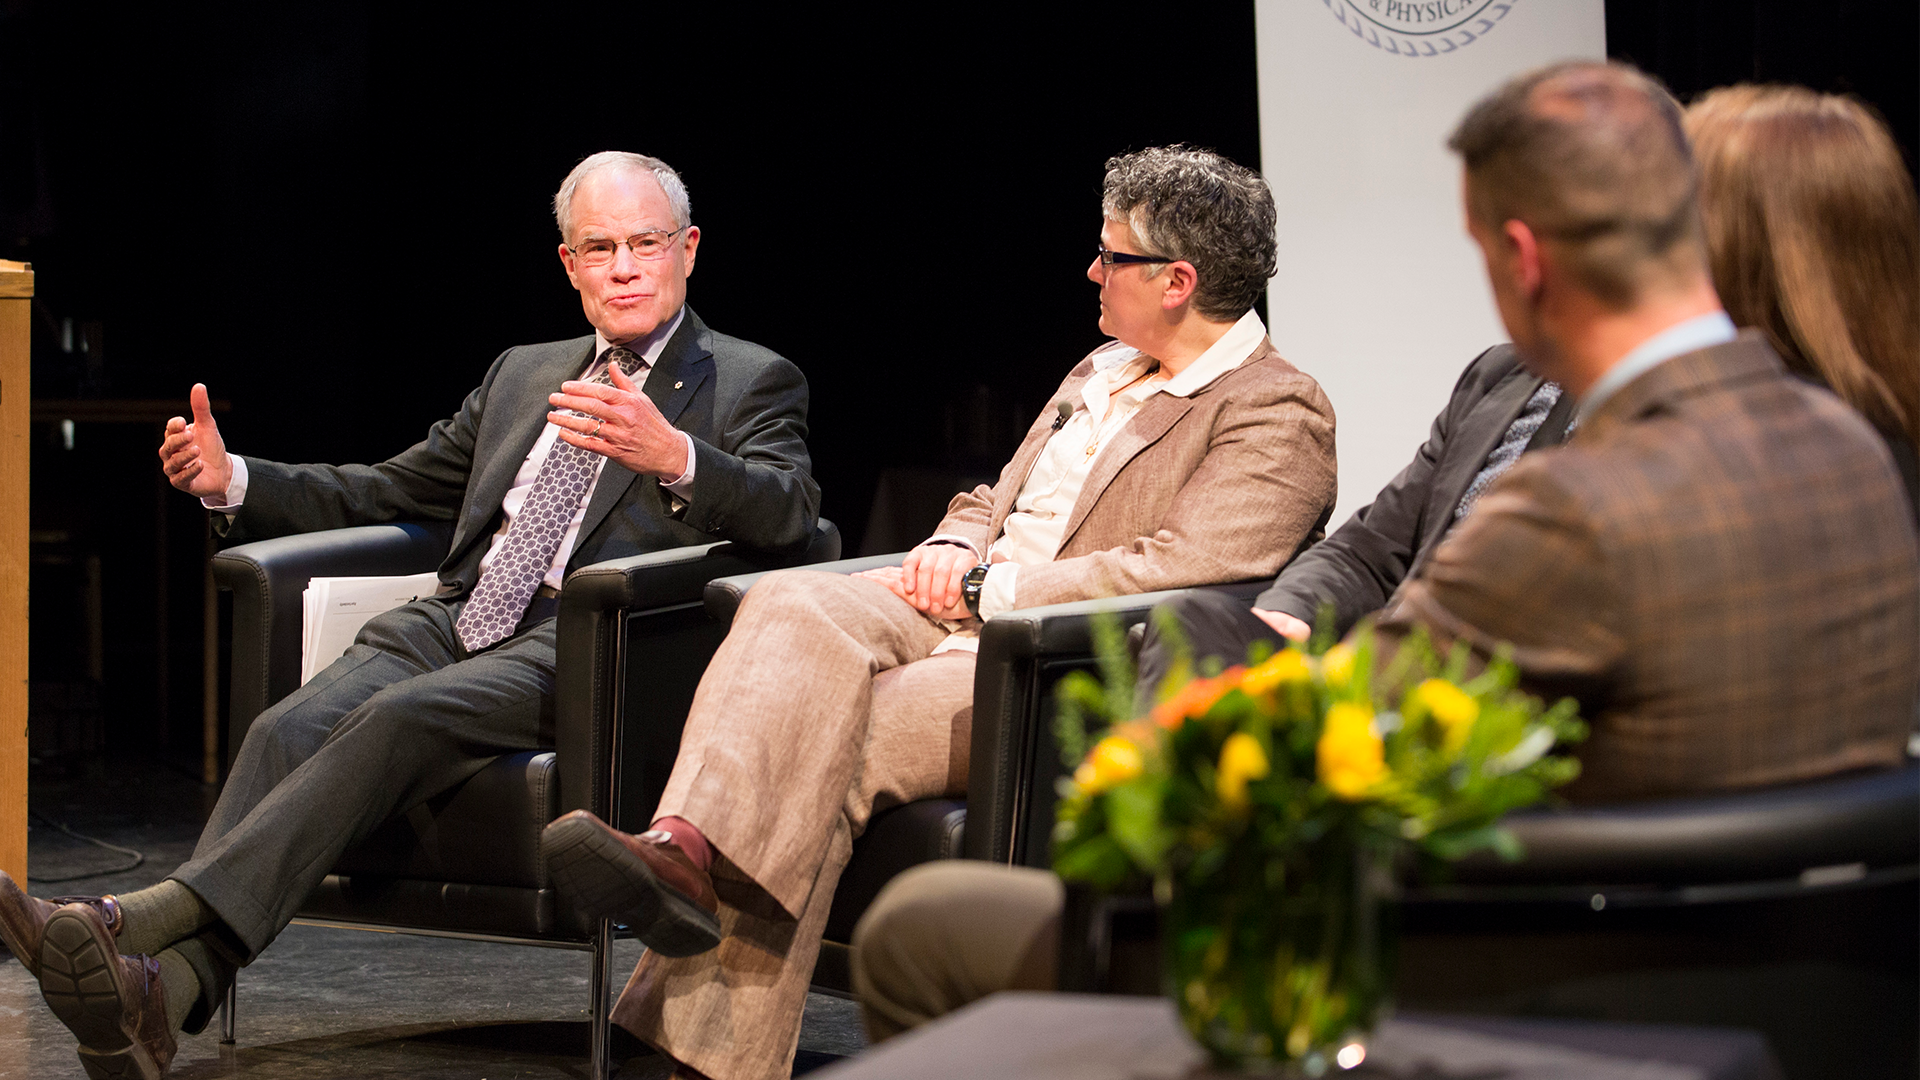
[569,226,690,267]
[1097,246,1175,269]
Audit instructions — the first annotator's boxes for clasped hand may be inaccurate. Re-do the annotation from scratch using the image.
[857,541,978,621]
[548,361,689,479]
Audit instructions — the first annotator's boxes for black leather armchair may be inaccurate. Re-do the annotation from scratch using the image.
[210,519,841,1080]
[699,556,1270,990]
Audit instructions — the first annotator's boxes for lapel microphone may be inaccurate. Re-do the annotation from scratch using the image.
[1051,401,1074,431]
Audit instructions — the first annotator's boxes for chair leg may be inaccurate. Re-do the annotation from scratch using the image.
[590,917,613,1080]
[220,977,237,1044]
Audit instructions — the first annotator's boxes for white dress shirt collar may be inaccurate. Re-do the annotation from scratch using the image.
[1092,309,1269,398]
[593,306,686,371]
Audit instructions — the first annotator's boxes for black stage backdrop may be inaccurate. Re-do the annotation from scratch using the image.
[0,2,1912,751]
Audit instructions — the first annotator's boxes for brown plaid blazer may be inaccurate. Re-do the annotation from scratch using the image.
[935,337,1339,606]
[1382,332,1920,802]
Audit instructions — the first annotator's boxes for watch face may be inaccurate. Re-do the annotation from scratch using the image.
[964,564,991,588]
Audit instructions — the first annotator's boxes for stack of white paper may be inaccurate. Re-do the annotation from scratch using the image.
[301,574,444,684]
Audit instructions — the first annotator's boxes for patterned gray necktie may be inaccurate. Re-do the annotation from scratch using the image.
[455,347,643,651]
[1454,381,1564,522]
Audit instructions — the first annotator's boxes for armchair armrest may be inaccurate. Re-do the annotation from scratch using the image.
[1412,762,1920,905]
[554,521,842,821]
[704,552,908,624]
[214,522,455,762]
[966,580,1270,864]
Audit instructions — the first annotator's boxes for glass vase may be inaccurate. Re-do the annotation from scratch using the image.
[1163,831,1397,1076]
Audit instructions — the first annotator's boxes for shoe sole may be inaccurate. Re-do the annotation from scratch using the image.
[76,1045,163,1080]
[0,873,41,978]
[39,910,163,1080]
[544,816,722,958]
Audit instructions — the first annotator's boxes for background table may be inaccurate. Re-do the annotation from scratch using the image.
[813,992,1784,1080]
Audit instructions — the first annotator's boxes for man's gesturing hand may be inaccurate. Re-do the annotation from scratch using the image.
[158,383,234,500]
[548,360,689,479]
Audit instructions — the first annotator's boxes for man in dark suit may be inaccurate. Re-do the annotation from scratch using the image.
[0,151,818,1080]
[1134,342,1567,699]
[846,59,1917,1040]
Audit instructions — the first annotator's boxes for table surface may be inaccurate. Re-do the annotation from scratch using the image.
[811,992,1784,1080]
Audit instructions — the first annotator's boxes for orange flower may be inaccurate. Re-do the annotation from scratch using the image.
[1150,668,1243,729]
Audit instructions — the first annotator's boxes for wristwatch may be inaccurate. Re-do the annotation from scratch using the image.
[961,563,991,618]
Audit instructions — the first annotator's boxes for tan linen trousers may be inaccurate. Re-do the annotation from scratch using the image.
[610,570,974,1080]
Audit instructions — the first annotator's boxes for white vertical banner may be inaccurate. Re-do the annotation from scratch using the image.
[1256,1,1605,527]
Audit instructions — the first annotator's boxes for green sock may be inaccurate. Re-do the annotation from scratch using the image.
[154,948,200,1033]
[116,881,217,957]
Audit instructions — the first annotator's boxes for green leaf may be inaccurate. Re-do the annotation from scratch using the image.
[1108,780,1175,871]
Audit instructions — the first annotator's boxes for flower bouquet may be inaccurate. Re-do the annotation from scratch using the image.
[1051,619,1586,1075]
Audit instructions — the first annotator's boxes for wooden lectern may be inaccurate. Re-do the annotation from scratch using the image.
[1,259,28,886]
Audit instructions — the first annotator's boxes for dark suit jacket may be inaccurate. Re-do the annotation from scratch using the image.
[1257,344,1543,635]
[226,306,820,587]
[1382,333,1920,801]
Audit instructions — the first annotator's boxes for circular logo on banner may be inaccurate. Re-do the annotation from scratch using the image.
[1323,0,1516,57]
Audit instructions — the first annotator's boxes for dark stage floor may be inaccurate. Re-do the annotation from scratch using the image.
[3,756,867,1079]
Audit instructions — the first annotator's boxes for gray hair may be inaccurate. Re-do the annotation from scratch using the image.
[1448,61,1702,307]
[553,151,692,241]
[1101,145,1277,322]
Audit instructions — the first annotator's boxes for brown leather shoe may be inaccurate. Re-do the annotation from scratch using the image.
[543,810,722,957]
[0,871,122,979]
[38,903,176,1080]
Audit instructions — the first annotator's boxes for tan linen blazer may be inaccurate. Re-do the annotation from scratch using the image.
[935,337,1338,606]
[1383,333,1920,802]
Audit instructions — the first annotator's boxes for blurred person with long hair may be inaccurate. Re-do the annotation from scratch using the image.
[1687,84,1920,513]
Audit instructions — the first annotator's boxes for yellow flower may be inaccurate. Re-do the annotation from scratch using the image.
[1320,643,1357,689]
[1317,702,1386,800]
[1415,678,1480,754]
[1077,735,1145,795]
[1215,732,1271,810]
[1241,649,1311,696]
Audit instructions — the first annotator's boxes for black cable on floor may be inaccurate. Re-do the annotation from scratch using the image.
[25,809,146,882]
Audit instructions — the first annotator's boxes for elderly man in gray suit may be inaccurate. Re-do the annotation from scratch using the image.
[0,151,819,1080]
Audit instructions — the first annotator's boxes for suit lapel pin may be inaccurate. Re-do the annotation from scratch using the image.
[674,381,683,389]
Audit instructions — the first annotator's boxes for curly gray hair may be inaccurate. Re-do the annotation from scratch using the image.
[1101,145,1277,322]
[553,151,692,241]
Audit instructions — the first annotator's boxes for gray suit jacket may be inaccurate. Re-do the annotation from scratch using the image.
[1257,344,1542,634]
[226,306,820,587]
